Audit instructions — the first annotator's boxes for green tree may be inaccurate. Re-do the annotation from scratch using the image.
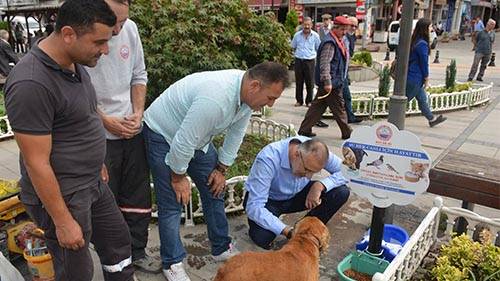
[378,65,391,97]
[284,9,299,38]
[130,0,293,104]
[445,59,456,91]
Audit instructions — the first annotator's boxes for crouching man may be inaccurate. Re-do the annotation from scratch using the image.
[244,137,350,249]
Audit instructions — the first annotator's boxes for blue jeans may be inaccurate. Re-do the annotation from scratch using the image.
[405,81,434,121]
[243,182,350,249]
[142,125,231,268]
[342,79,357,122]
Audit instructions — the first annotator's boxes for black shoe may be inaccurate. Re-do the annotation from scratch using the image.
[467,78,473,82]
[476,77,483,82]
[348,118,362,124]
[299,131,317,137]
[315,120,329,128]
[429,115,447,128]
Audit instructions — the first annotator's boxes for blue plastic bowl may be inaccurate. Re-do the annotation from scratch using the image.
[355,224,409,262]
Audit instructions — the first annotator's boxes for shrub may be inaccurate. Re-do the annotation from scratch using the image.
[378,64,391,97]
[431,234,500,281]
[284,10,299,38]
[351,51,373,67]
[130,0,293,104]
[0,21,8,31]
[426,82,472,94]
[445,59,457,91]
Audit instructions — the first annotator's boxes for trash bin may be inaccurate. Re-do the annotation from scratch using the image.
[355,224,409,262]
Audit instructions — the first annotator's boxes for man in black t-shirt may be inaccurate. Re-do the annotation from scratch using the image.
[4,1,134,280]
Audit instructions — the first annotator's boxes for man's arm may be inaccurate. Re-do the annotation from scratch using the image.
[245,156,290,237]
[319,43,335,89]
[14,133,85,250]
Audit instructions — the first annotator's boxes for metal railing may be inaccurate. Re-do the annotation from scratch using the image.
[323,83,493,119]
[373,197,500,281]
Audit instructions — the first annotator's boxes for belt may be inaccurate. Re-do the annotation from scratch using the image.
[295,58,315,62]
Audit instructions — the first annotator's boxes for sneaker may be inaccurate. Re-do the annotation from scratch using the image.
[133,254,162,274]
[429,115,447,128]
[315,120,329,128]
[212,243,240,262]
[163,262,191,281]
[476,77,483,82]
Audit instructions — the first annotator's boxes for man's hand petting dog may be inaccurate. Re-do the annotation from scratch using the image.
[305,182,325,209]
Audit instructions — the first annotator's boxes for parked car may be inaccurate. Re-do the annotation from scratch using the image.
[387,19,437,51]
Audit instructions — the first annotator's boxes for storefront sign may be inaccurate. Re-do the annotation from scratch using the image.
[341,122,431,208]
[356,0,366,20]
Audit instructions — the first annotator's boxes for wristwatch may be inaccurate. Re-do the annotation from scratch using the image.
[215,163,227,175]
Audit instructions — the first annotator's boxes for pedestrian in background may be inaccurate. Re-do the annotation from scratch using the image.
[0,30,19,79]
[291,17,320,107]
[468,19,496,82]
[343,16,362,124]
[298,16,352,139]
[318,14,332,42]
[472,16,485,51]
[406,18,446,128]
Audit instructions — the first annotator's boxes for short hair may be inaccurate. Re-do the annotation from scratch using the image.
[298,139,329,164]
[0,30,9,40]
[248,61,290,89]
[55,0,116,35]
[110,0,131,5]
[487,19,496,25]
[303,17,312,23]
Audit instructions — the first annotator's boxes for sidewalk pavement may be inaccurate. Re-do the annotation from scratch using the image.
[0,38,499,281]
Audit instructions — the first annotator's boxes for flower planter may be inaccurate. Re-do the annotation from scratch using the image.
[337,251,390,281]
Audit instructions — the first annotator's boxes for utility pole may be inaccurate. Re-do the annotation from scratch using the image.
[368,0,415,253]
[361,0,369,50]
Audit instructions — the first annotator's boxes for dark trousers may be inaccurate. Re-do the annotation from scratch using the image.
[244,182,350,249]
[105,132,151,260]
[294,58,315,105]
[342,79,357,122]
[298,86,351,138]
[24,182,134,281]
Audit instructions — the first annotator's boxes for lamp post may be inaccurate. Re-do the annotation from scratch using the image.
[367,0,415,254]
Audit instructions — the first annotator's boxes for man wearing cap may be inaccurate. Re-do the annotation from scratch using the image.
[343,16,362,124]
[291,17,321,107]
[298,16,352,139]
[319,14,332,42]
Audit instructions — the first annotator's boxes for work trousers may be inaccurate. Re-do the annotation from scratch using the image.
[24,181,134,281]
[105,132,151,260]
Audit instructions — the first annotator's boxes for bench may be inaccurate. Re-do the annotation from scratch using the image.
[428,150,500,232]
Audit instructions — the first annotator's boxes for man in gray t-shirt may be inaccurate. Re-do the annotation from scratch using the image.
[4,1,134,280]
[468,19,496,82]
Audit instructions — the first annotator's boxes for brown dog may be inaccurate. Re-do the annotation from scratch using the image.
[213,217,330,281]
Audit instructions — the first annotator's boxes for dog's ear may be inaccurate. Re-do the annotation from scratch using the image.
[308,221,330,253]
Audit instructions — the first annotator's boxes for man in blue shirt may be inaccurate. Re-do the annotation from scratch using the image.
[244,137,350,249]
[291,17,321,107]
[142,62,289,281]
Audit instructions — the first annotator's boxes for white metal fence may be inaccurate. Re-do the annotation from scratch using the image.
[373,197,500,281]
[324,83,493,119]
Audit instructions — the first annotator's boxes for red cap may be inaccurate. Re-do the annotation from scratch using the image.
[333,16,352,26]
